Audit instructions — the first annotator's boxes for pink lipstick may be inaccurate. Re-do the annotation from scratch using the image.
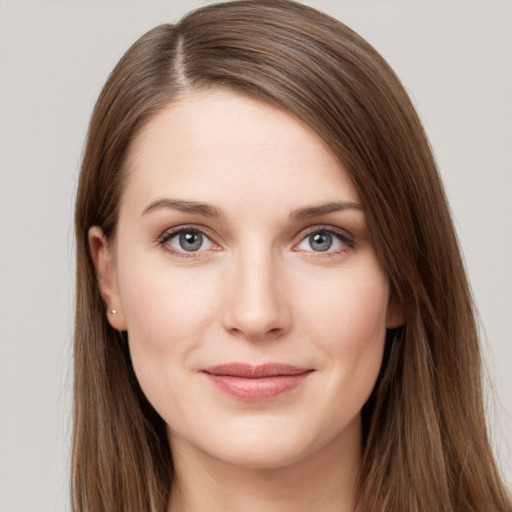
[201,363,313,400]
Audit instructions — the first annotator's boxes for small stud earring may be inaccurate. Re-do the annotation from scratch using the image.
[110,309,117,315]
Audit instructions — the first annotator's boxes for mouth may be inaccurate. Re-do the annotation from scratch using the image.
[201,363,314,400]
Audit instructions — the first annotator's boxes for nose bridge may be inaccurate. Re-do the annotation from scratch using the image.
[222,240,290,340]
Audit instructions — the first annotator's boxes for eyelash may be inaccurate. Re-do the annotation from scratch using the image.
[156,224,354,259]
[294,225,354,257]
[156,224,220,260]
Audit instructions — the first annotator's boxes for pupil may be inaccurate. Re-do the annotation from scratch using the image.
[179,231,202,251]
[310,232,332,252]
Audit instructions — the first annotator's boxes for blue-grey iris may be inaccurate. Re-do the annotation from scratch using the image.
[310,232,332,252]
[180,231,203,251]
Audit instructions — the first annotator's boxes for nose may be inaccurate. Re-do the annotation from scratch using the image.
[221,246,292,341]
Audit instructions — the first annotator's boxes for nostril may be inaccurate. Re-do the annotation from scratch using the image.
[223,309,291,341]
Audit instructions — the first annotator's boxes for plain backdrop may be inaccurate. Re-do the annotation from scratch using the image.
[0,1,511,510]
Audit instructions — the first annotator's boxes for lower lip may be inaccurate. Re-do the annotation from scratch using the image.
[203,372,312,400]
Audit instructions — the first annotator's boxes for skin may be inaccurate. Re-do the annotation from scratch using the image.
[90,89,403,512]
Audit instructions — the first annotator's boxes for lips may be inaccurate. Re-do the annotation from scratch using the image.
[201,363,313,400]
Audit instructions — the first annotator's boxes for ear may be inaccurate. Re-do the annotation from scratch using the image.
[386,289,406,329]
[88,226,127,331]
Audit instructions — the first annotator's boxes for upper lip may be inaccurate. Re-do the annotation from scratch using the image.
[202,363,313,378]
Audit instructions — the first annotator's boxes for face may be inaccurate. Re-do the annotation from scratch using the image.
[90,89,402,470]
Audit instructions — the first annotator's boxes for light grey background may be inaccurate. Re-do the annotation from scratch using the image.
[0,1,510,510]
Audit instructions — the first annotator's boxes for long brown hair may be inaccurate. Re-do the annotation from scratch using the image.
[72,1,511,510]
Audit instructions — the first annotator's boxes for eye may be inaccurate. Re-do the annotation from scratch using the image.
[295,228,351,254]
[162,228,215,253]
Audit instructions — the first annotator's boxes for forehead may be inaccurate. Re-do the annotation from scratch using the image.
[121,88,360,217]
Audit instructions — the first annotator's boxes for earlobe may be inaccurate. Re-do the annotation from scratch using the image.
[88,226,127,331]
[386,290,406,329]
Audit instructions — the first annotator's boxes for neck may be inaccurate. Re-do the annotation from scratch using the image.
[167,417,361,512]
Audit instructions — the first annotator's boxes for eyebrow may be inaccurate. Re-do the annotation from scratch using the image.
[141,198,224,218]
[141,198,362,221]
[289,201,363,221]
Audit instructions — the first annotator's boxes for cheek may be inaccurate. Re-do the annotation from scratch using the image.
[116,254,219,385]
[296,262,389,399]
[115,258,227,433]
[298,260,389,346]
[120,252,214,329]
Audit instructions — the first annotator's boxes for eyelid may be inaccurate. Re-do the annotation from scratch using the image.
[155,223,354,259]
[292,224,354,254]
[156,224,221,257]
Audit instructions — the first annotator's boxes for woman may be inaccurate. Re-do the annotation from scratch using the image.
[72,0,512,510]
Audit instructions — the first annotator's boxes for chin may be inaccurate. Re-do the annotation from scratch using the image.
[212,441,310,470]
[198,420,336,470]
